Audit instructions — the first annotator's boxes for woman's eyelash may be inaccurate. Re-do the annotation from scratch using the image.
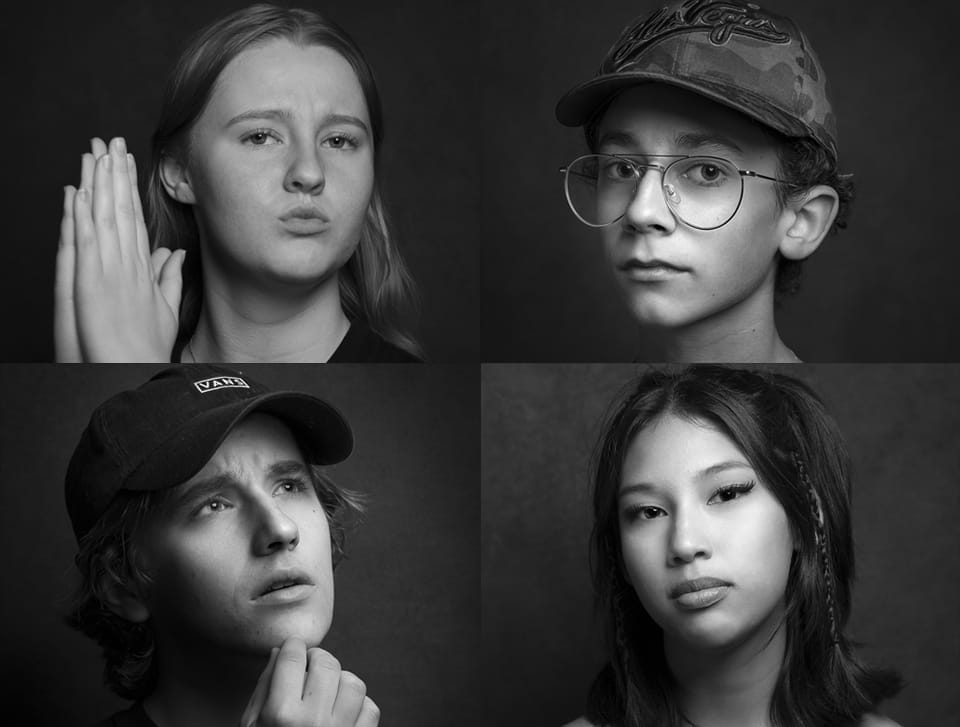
[241,129,280,145]
[712,481,756,502]
[621,481,756,522]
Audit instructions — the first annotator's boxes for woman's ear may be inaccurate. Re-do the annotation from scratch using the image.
[159,153,197,205]
[777,184,840,261]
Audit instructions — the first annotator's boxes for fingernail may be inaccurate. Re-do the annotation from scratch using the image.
[77,188,88,201]
[127,153,134,166]
[117,137,126,154]
[103,155,112,170]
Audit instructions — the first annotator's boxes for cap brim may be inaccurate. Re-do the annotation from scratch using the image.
[556,72,814,143]
[124,391,354,493]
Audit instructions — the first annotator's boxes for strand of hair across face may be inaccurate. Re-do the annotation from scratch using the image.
[791,451,841,646]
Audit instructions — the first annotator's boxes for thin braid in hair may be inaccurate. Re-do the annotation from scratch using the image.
[792,450,841,647]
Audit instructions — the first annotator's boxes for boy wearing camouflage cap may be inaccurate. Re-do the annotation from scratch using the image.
[557,0,849,362]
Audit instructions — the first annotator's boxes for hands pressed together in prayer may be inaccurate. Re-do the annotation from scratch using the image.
[56,137,185,362]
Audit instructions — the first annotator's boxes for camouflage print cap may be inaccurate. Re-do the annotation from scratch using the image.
[556,0,838,163]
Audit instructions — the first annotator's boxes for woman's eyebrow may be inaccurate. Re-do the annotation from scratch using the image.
[619,460,753,498]
[224,108,369,134]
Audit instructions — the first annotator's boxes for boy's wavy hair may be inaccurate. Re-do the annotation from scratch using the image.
[584,102,855,301]
[65,463,364,701]
[586,365,902,727]
[146,3,422,360]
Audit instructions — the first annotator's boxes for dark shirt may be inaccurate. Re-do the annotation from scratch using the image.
[89,702,156,727]
[328,319,423,362]
[173,319,423,363]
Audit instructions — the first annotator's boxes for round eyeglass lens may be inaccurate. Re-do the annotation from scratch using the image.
[665,157,743,229]
[564,155,745,229]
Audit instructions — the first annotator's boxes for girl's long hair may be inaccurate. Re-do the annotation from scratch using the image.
[146,4,422,360]
[586,365,902,727]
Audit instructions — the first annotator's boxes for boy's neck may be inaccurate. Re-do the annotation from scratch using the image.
[650,285,800,363]
[143,647,266,727]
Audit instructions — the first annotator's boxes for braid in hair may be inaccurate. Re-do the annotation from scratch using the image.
[610,548,639,727]
[792,449,841,647]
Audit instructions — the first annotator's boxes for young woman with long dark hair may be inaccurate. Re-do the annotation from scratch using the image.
[567,365,902,727]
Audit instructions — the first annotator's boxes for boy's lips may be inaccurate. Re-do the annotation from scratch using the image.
[617,258,691,281]
[253,568,314,599]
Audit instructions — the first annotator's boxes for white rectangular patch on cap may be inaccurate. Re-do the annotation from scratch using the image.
[194,376,250,393]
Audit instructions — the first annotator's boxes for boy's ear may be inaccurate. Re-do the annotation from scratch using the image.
[778,184,840,261]
[159,153,197,205]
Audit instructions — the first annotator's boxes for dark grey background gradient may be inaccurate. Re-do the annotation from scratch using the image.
[482,363,960,725]
[0,364,479,726]
[479,0,960,361]
[2,0,480,362]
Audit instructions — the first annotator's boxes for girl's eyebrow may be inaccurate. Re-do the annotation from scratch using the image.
[224,108,369,134]
[618,460,754,498]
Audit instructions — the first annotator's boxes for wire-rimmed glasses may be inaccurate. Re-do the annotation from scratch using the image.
[559,154,782,230]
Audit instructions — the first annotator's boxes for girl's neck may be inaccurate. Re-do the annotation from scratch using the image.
[650,281,799,363]
[665,612,786,727]
[187,266,350,363]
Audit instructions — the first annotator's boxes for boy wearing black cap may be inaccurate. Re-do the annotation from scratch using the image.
[556,0,849,362]
[65,365,379,727]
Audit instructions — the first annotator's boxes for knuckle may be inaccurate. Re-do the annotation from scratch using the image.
[307,648,340,673]
[339,670,366,696]
[363,697,381,720]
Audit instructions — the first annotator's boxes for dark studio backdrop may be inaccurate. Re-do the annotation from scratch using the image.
[0,364,479,726]
[481,363,960,725]
[480,0,960,362]
[2,0,481,362]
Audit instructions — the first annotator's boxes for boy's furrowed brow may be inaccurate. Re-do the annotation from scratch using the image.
[266,460,309,478]
[170,472,238,507]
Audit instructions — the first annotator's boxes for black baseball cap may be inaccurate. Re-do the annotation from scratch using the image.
[65,365,353,542]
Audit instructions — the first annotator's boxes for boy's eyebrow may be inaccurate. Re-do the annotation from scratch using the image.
[596,130,639,149]
[170,459,310,506]
[674,131,744,155]
[224,108,369,134]
[619,460,754,498]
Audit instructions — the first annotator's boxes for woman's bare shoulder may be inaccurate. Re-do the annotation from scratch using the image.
[562,719,596,727]
[859,714,903,727]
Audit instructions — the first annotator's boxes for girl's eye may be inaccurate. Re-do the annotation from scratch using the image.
[624,504,666,522]
[709,481,756,504]
[242,130,280,146]
[323,134,359,150]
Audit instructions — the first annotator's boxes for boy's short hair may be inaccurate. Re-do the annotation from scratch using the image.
[557,0,852,297]
[63,365,363,699]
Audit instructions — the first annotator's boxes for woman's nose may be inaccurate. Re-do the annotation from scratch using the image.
[283,141,326,195]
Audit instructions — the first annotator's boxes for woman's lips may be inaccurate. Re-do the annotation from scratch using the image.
[673,586,730,610]
[281,218,328,235]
